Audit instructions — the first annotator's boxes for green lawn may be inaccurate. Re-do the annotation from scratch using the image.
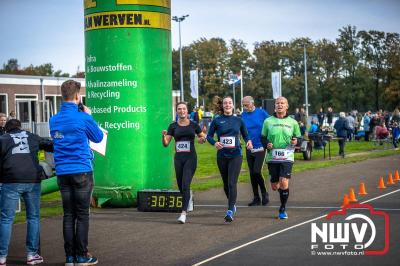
[14,191,63,224]
[191,140,399,190]
[14,140,399,223]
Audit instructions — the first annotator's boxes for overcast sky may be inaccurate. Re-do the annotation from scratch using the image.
[0,0,399,75]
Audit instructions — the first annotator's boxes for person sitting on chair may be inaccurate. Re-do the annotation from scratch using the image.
[375,122,389,145]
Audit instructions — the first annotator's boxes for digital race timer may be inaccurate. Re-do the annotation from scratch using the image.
[137,190,193,212]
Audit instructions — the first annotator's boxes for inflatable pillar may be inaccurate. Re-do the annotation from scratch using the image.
[84,0,173,207]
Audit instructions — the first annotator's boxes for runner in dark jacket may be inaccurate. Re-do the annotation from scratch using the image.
[207,96,253,222]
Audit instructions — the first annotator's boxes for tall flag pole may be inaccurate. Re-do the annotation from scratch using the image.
[240,70,243,112]
[304,45,309,117]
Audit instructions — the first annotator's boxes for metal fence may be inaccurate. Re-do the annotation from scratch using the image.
[21,122,50,138]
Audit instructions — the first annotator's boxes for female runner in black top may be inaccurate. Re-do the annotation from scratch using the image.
[162,102,206,224]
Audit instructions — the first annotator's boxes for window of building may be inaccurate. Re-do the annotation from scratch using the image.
[56,96,63,113]
[0,94,7,114]
[15,94,38,123]
[46,95,56,117]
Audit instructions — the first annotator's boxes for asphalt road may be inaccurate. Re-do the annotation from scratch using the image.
[6,154,400,266]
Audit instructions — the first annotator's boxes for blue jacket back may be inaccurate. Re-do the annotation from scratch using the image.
[334,117,350,138]
[49,102,103,175]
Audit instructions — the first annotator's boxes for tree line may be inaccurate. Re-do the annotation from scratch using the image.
[2,25,399,114]
[173,25,400,113]
[0,58,83,78]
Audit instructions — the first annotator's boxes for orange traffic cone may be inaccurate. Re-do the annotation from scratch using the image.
[358,182,368,195]
[387,173,395,185]
[394,170,400,182]
[342,194,350,207]
[378,177,386,189]
[349,188,358,202]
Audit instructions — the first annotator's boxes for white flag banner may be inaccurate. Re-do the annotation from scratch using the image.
[190,69,199,99]
[271,71,282,99]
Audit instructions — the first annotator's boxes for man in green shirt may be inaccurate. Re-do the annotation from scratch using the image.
[261,97,301,219]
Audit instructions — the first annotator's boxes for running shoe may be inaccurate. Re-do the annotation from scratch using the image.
[27,254,43,265]
[248,198,261,206]
[187,197,194,212]
[224,210,234,222]
[261,196,269,206]
[0,256,6,266]
[178,213,186,224]
[65,255,75,266]
[76,254,98,266]
[278,211,288,220]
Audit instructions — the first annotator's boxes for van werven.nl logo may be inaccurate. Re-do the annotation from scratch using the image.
[310,204,389,256]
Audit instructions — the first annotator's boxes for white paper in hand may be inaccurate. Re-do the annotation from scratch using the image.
[90,127,108,156]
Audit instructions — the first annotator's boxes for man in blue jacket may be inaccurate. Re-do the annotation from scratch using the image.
[334,112,351,158]
[363,111,371,141]
[241,96,269,206]
[50,80,103,266]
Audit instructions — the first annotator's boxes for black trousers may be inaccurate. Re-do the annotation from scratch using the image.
[365,130,370,141]
[174,155,197,212]
[217,156,242,210]
[246,150,267,199]
[338,138,346,156]
[57,172,93,257]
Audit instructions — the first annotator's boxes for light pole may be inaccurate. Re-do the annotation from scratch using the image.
[172,14,189,102]
[303,45,309,118]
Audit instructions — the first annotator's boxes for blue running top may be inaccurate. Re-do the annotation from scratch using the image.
[207,114,250,158]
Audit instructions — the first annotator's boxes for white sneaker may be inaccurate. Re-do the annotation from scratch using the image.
[178,213,186,224]
[27,254,43,265]
[187,193,194,212]
[0,256,6,266]
[188,199,194,212]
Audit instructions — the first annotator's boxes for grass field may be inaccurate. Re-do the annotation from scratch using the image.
[191,139,399,190]
[14,139,399,223]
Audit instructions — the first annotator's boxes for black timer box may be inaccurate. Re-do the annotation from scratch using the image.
[137,189,192,212]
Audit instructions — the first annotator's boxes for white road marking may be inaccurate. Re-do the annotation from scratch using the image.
[196,204,340,209]
[195,204,400,211]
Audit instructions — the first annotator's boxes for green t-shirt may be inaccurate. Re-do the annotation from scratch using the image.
[261,115,301,162]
